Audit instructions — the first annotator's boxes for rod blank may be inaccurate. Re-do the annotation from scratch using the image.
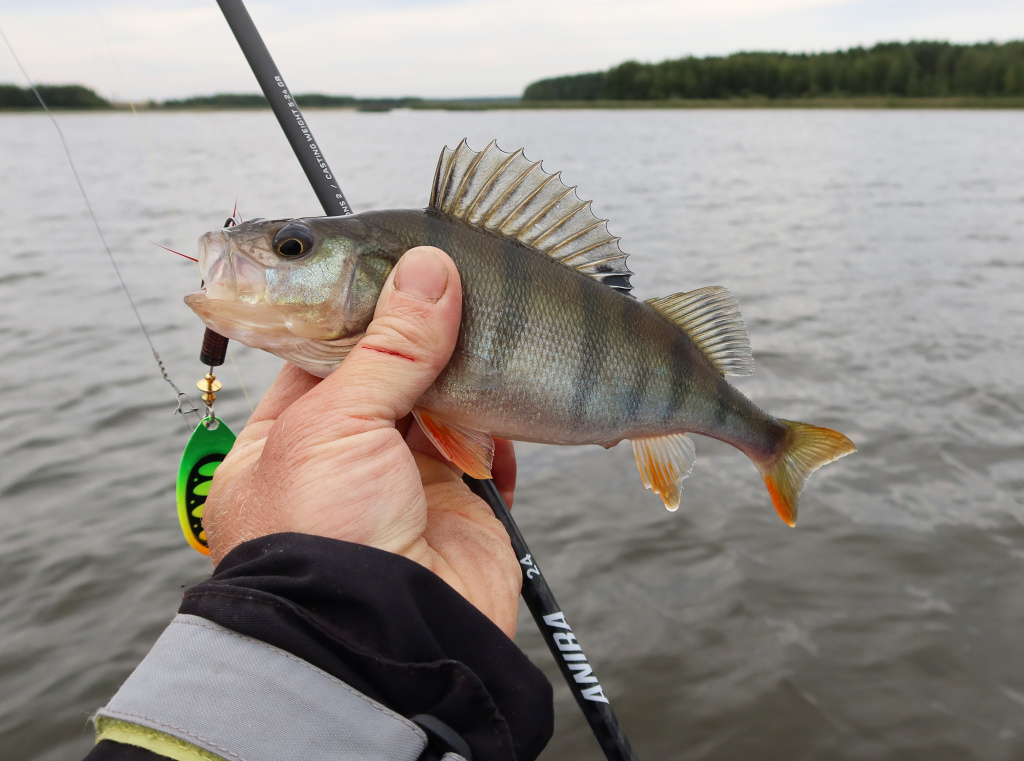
[216,0,350,217]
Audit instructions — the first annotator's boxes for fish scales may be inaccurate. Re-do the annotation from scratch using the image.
[185,139,855,524]
[363,210,777,452]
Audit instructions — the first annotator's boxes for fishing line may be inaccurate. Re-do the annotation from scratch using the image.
[88,1,255,415]
[0,22,202,429]
[226,350,254,412]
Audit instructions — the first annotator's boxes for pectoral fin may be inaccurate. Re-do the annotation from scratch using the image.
[631,433,696,511]
[412,407,495,480]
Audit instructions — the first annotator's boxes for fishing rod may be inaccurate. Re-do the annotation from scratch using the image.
[213,1,638,758]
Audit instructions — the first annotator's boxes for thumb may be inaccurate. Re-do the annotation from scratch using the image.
[283,246,462,437]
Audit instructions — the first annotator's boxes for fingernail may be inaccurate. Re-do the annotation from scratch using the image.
[394,248,449,302]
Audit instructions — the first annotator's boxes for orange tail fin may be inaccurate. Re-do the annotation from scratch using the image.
[760,420,855,526]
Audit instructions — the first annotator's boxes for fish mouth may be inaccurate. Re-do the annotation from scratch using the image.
[185,229,284,343]
[184,288,349,376]
[185,290,287,337]
[189,229,269,304]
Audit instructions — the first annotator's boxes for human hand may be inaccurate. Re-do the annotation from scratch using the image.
[201,246,522,638]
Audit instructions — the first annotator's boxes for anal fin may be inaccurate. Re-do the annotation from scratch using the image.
[631,433,696,512]
[412,407,495,480]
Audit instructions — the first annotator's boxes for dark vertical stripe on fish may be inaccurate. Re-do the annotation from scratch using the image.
[633,302,677,428]
[663,361,684,426]
[569,275,605,428]
[425,215,469,354]
[496,237,530,377]
[712,381,733,430]
[663,334,693,427]
[622,296,648,422]
[425,212,455,261]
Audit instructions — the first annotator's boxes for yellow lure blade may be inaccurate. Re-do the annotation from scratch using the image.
[176,416,236,555]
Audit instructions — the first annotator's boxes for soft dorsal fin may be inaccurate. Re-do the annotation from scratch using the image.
[430,139,633,294]
[646,287,754,376]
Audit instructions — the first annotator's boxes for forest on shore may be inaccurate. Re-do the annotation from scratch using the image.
[522,41,1024,101]
[0,84,113,109]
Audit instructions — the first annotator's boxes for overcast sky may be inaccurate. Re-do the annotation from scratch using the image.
[1,0,1022,100]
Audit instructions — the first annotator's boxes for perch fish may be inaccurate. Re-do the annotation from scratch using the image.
[185,140,855,525]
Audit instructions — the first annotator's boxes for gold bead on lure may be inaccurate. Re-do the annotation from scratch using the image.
[197,372,222,406]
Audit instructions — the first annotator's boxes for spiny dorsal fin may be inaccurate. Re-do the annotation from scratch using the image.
[430,139,633,294]
[646,287,754,376]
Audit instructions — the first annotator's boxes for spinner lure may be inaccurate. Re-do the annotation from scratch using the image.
[176,413,235,555]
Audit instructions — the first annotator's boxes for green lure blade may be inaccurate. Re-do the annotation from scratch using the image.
[176,416,236,555]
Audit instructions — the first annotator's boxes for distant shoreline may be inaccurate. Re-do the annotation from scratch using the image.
[414,96,1024,110]
[4,80,1024,113]
[3,96,1024,113]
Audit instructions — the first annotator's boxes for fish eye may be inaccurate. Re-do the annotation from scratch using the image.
[272,222,315,258]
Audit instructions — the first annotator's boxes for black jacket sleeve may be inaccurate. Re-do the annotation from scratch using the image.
[87,532,553,761]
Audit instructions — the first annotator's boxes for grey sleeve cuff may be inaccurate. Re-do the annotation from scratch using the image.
[95,613,433,761]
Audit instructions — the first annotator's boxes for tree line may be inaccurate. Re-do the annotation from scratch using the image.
[522,41,1024,100]
[0,86,420,111]
[0,84,112,109]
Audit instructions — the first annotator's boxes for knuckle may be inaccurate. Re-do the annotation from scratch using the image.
[363,312,444,365]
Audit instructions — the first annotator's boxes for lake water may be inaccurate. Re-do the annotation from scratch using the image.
[1,107,1022,760]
